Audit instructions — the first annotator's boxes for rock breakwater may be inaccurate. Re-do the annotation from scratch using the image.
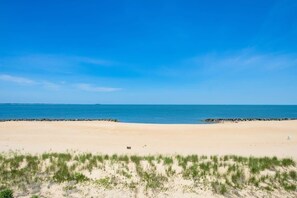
[0,118,119,122]
[204,118,297,123]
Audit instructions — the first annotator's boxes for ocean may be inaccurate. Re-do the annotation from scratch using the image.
[0,104,297,124]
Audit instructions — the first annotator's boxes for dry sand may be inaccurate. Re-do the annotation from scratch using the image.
[0,120,296,158]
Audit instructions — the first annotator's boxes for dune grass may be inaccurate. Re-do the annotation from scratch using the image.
[0,152,296,197]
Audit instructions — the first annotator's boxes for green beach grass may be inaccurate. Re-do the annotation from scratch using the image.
[0,152,296,197]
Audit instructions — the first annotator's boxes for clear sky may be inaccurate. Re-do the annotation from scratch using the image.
[0,0,297,104]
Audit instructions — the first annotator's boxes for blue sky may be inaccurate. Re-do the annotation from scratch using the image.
[0,0,297,104]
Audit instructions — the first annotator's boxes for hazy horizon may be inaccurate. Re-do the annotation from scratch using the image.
[1,103,297,106]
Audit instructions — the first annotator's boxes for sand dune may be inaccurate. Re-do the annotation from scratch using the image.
[0,121,296,158]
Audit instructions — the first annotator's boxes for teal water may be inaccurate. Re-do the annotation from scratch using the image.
[0,104,297,124]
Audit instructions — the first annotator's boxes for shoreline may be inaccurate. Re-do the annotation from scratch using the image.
[1,117,297,124]
[0,118,119,122]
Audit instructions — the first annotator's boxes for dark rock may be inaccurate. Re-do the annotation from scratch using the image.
[204,118,297,123]
[0,118,119,122]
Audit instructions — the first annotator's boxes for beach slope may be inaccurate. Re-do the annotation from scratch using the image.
[0,121,296,158]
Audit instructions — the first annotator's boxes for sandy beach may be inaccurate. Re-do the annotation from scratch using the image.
[1,121,297,197]
[0,120,296,158]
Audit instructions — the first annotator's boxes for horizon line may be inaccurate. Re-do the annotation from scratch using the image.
[0,103,297,106]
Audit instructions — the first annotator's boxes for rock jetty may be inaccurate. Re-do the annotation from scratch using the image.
[204,118,297,123]
[0,118,119,122]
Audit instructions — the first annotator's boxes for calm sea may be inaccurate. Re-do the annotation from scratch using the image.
[0,104,297,124]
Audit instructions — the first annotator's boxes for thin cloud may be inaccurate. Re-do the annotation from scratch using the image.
[194,50,297,72]
[76,83,121,92]
[0,54,119,76]
[0,74,121,93]
[12,54,116,68]
[0,74,35,84]
[73,56,116,66]
[156,49,297,78]
[0,74,61,91]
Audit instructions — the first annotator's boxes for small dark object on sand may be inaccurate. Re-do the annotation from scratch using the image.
[127,146,131,149]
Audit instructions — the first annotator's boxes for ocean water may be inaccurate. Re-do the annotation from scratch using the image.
[0,104,297,124]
